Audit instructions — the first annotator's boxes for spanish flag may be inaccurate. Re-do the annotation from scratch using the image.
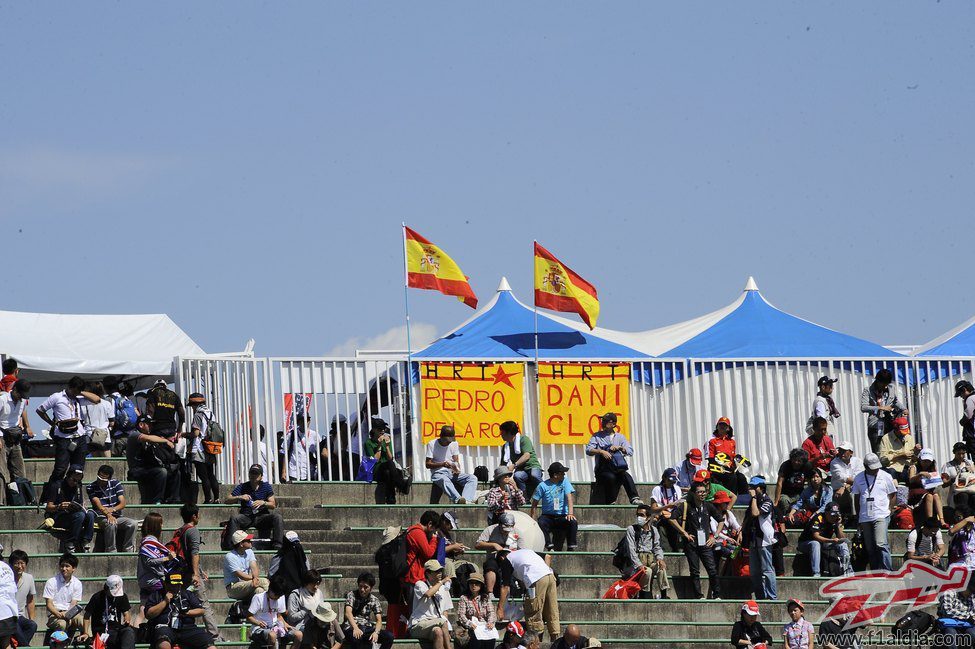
[405,226,478,309]
[534,242,600,329]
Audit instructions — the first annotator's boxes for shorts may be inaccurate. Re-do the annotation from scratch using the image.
[0,616,16,639]
[409,617,447,641]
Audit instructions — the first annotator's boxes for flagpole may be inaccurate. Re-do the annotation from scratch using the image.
[533,241,539,378]
[402,223,418,468]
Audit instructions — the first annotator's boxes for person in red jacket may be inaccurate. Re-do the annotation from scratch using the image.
[403,511,440,587]
[708,417,736,461]
[801,417,836,471]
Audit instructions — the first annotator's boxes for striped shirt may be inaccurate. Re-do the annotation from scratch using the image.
[231,481,274,513]
[87,479,126,512]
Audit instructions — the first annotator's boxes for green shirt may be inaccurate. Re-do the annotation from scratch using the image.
[518,435,542,470]
[706,482,735,502]
[364,438,392,464]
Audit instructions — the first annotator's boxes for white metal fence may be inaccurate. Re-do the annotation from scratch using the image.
[176,354,975,487]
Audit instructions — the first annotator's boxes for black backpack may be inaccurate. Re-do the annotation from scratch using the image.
[821,543,845,577]
[374,531,409,602]
[612,524,643,571]
[451,562,477,598]
[894,611,934,641]
[6,477,36,506]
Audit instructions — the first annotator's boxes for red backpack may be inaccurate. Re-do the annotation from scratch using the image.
[166,523,193,575]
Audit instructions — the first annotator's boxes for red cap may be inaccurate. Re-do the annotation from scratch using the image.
[693,468,711,483]
[787,598,805,611]
[712,490,732,504]
[717,416,732,427]
[688,448,703,462]
[506,621,524,637]
[741,600,760,616]
[895,417,910,431]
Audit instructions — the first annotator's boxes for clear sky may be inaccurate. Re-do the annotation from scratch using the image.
[3,3,973,357]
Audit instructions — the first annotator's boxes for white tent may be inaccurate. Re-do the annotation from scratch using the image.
[0,309,205,394]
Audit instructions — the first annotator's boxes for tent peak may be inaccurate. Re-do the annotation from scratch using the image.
[497,277,512,292]
[743,276,759,292]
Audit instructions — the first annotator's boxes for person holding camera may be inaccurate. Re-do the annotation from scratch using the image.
[878,417,920,483]
[860,369,909,454]
[224,464,285,550]
[42,466,95,554]
[585,412,642,505]
[36,376,102,483]
[802,417,837,471]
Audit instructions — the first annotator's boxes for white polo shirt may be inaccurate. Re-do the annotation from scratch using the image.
[829,456,864,492]
[851,470,897,523]
[0,392,26,430]
[37,391,84,438]
[42,574,82,612]
[504,549,553,588]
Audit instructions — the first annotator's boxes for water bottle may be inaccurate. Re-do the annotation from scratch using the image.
[240,624,248,641]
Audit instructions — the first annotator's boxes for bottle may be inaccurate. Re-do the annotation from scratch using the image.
[240,624,248,641]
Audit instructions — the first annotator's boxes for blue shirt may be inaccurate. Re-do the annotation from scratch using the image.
[532,478,575,516]
[223,548,256,586]
[230,481,274,514]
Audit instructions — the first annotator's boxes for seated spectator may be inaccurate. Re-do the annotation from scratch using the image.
[407,560,451,649]
[674,448,706,490]
[79,575,134,649]
[87,464,137,552]
[551,625,589,649]
[708,417,736,462]
[341,572,392,649]
[43,465,95,554]
[586,413,642,505]
[365,418,411,504]
[225,464,285,550]
[286,571,343,649]
[797,503,850,577]
[0,379,33,482]
[435,512,467,584]
[782,599,814,649]
[669,481,723,600]
[522,631,541,649]
[455,572,497,649]
[802,417,837,471]
[224,531,270,600]
[43,553,82,635]
[81,381,114,458]
[249,576,301,649]
[7,550,36,647]
[268,531,310,597]
[497,549,560,641]
[403,512,440,593]
[710,490,741,574]
[486,466,526,525]
[731,600,772,648]
[693,469,735,503]
[908,449,946,527]
[531,462,578,551]
[36,376,101,483]
[650,468,683,551]
[948,507,975,570]
[426,426,477,505]
[0,558,16,649]
[499,621,526,649]
[185,393,220,504]
[127,415,176,505]
[829,442,861,525]
[878,416,920,482]
[775,448,814,517]
[906,517,945,568]
[308,602,343,649]
[942,441,975,512]
[937,575,975,644]
[617,503,670,600]
[473,512,524,606]
[499,421,542,500]
[144,574,214,649]
[787,468,833,528]
[137,513,177,609]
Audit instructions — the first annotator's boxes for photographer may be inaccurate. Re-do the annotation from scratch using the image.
[79,576,134,649]
[860,369,909,454]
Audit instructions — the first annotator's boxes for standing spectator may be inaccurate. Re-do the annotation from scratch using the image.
[650,468,683,551]
[80,381,114,458]
[407,560,451,649]
[668,481,723,600]
[0,379,32,482]
[743,476,777,601]
[186,393,220,504]
[79,576,134,649]
[341,573,393,649]
[829,442,862,525]
[781,599,814,649]
[878,416,920,482]
[708,417,736,462]
[145,380,184,438]
[798,503,850,577]
[224,531,270,600]
[486,466,526,525]
[530,462,578,552]
[551,625,589,649]
[586,413,642,505]
[906,517,945,568]
[618,503,670,600]
[248,576,302,649]
[674,448,706,490]
[106,378,140,457]
[36,376,102,482]
[0,558,17,649]
[937,578,975,645]
[0,359,18,392]
[43,465,95,553]
[455,572,496,649]
[956,380,975,458]
[730,600,773,648]
[810,376,841,436]
[87,464,137,552]
[404,512,441,589]
[860,369,909,453]
[7,550,36,647]
[426,426,477,505]
[942,441,975,511]
[802,417,837,471]
[473,512,524,606]
[285,415,320,483]
[788,469,833,528]
[365,418,410,504]
[224,464,285,550]
[137,513,177,610]
[497,549,560,641]
[175,505,221,641]
[127,416,168,504]
[499,421,543,500]
[143,573,215,649]
[774,448,814,517]
[43,554,82,635]
[852,453,897,570]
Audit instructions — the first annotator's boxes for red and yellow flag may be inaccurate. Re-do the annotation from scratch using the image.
[405,226,478,309]
[534,242,600,329]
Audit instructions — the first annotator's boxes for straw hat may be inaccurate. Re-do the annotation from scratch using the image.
[312,601,337,623]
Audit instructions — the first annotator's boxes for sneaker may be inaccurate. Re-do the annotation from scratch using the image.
[456,498,467,505]
[630,497,644,505]
[657,590,670,600]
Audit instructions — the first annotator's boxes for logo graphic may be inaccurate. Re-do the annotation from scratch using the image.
[419,247,441,273]
[541,264,567,295]
[820,560,970,629]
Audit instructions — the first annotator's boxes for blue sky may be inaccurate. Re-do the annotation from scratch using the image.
[2,3,973,356]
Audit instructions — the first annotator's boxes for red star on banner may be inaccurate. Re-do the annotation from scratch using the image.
[491,365,517,388]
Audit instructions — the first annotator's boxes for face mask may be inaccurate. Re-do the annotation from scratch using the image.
[635,516,648,526]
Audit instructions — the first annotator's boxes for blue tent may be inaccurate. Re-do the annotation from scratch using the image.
[660,278,901,359]
[415,278,651,360]
[917,315,975,356]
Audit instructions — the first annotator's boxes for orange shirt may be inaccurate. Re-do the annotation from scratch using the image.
[708,436,736,459]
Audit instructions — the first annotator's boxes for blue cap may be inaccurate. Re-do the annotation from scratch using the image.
[748,475,766,486]
[51,631,69,643]
[662,467,677,480]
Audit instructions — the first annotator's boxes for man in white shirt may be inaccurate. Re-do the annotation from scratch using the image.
[851,453,897,571]
[408,560,451,649]
[0,558,18,649]
[829,442,862,524]
[425,426,477,505]
[36,376,102,483]
[80,381,114,458]
[248,576,301,649]
[285,416,320,482]
[43,554,82,634]
[498,549,560,641]
[0,380,33,483]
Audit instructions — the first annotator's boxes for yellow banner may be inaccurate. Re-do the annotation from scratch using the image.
[420,362,524,446]
[538,363,630,445]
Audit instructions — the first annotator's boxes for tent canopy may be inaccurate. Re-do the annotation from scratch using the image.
[916,314,975,356]
[415,278,651,360]
[0,309,205,394]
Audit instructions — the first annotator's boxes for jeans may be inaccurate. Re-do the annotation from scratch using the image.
[104,625,136,649]
[798,539,850,576]
[860,516,892,571]
[431,468,477,503]
[749,544,777,600]
[513,467,543,500]
[54,510,95,550]
[340,625,394,649]
[537,514,578,550]
[14,615,37,646]
[50,435,88,483]
[683,542,720,598]
[942,627,975,647]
